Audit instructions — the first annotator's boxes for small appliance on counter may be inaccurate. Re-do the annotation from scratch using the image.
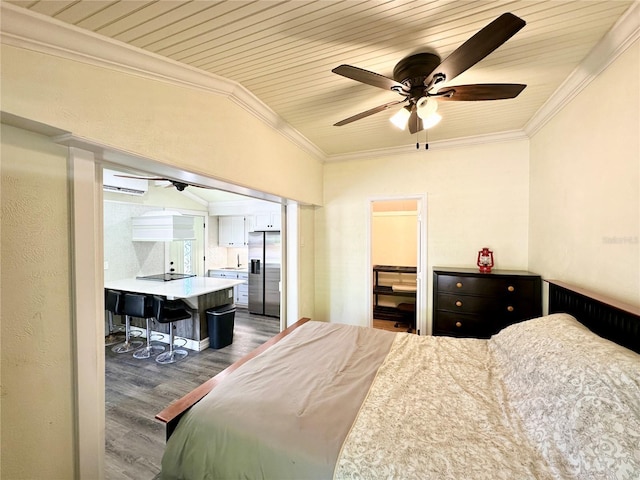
[248,231,281,317]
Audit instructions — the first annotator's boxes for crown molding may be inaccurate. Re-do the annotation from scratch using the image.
[524,1,640,137]
[2,2,637,162]
[0,3,326,162]
[325,130,529,163]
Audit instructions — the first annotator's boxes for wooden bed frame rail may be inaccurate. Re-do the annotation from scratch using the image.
[156,317,311,440]
[547,280,640,354]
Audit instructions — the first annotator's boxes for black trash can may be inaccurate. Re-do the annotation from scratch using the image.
[206,304,236,349]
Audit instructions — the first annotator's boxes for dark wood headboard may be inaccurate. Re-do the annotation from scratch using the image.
[547,280,640,354]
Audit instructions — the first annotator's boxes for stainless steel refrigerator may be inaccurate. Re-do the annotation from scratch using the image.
[248,231,281,317]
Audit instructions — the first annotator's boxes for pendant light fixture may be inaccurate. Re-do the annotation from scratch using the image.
[416,96,442,129]
[389,106,412,130]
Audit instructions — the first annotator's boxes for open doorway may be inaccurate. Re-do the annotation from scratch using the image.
[369,196,426,335]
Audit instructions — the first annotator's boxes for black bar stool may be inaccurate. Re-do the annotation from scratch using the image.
[111,293,144,353]
[153,296,191,364]
[104,289,125,346]
[122,293,166,359]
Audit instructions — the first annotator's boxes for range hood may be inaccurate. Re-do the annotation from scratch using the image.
[132,211,195,242]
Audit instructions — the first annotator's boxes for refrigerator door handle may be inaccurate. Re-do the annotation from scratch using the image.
[250,259,261,274]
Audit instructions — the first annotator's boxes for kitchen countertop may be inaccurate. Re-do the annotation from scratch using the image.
[105,276,244,300]
[209,267,248,273]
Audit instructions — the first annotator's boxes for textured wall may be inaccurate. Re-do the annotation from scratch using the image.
[1,44,323,206]
[103,201,165,282]
[1,124,75,479]
[529,39,640,306]
[316,139,531,327]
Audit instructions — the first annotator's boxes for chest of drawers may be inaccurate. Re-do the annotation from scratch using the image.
[432,267,542,338]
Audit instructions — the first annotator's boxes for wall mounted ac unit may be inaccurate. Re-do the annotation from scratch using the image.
[103,169,148,196]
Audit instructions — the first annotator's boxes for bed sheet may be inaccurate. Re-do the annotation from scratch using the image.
[160,321,395,480]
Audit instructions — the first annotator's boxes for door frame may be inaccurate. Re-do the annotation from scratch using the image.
[367,194,428,335]
[64,137,293,479]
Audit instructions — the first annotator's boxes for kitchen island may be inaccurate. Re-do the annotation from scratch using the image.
[105,276,244,351]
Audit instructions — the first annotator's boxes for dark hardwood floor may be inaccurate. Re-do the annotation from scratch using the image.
[105,308,280,480]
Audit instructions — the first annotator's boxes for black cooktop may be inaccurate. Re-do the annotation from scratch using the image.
[136,273,196,282]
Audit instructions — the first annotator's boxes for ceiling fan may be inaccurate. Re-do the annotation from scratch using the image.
[332,13,527,134]
[115,175,208,192]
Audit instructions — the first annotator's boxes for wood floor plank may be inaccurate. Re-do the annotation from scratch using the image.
[105,308,279,480]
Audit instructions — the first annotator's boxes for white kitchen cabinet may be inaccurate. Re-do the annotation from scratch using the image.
[252,212,281,231]
[244,216,254,244]
[235,272,248,306]
[208,269,248,307]
[218,216,246,246]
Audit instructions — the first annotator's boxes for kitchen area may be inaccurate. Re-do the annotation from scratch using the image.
[103,169,282,352]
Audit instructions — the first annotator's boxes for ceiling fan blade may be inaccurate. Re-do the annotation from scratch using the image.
[332,65,407,92]
[407,107,423,134]
[115,174,214,191]
[436,83,526,101]
[334,99,406,126]
[427,13,525,87]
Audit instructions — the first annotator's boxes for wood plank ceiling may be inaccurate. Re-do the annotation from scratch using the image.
[6,0,634,157]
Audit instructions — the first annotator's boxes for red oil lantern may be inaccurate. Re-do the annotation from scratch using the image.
[477,248,494,273]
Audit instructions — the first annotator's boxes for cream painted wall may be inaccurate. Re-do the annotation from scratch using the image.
[316,140,530,326]
[0,44,323,206]
[529,39,640,306]
[372,212,418,266]
[1,124,75,479]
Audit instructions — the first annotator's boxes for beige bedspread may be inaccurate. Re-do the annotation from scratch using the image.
[334,333,553,480]
[335,314,640,480]
[162,315,640,479]
[160,321,395,480]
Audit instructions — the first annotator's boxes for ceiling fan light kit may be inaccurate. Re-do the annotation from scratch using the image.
[416,96,438,120]
[390,106,412,130]
[332,12,527,137]
[421,112,442,130]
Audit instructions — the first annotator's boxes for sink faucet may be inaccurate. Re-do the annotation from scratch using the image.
[237,254,241,268]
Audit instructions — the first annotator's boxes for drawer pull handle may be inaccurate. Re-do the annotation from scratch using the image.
[507,306,514,312]
[456,282,463,288]
[455,301,463,307]
[455,321,462,328]
[507,285,515,292]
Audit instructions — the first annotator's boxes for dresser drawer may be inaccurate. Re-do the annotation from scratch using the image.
[433,311,491,338]
[438,293,539,317]
[436,275,535,298]
[436,293,498,313]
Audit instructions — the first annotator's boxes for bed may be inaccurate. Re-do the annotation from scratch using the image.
[157,281,640,479]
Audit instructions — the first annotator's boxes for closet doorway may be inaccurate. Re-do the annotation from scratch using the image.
[369,196,426,335]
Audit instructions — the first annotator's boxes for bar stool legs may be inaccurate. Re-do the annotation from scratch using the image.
[111,314,144,353]
[156,321,188,364]
[133,316,166,359]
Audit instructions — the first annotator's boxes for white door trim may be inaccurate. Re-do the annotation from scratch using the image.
[63,134,297,479]
[68,147,105,480]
